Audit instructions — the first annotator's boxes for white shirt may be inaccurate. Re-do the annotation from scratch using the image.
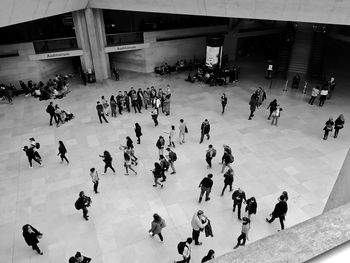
[320,89,328,96]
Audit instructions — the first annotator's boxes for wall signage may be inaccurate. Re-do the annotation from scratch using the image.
[105,43,150,53]
[29,49,83,61]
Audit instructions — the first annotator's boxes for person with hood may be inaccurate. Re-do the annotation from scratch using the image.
[22,224,43,255]
[148,213,166,241]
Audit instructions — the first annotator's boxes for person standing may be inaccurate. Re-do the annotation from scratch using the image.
[245,197,257,219]
[112,67,119,81]
[90,168,99,194]
[96,101,108,124]
[99,150,116,174]
[151,108,159,127]
[198,174,213,203]
[334,114,345,138]
[46,101,57,126]
[124,91,131,113]
[248,96,258,120]
[266,195,288,230]
[271,107,282,126]
[22,224,43,255]
[308,86,320,105]
[199,119,210,144]
[165,125,176,148]
[148,213,166,241]
[233,217,250,249]
[328,77,336,99]
[221,93,227,114]
[159,155,169,182]
[179,119,187,144]
[152,162,163,188]
[72,251,92,263]
[201,249,215,263]
[156,136,165,156]
[116,91,124,115]
[123,150,137,176]
[323,117,334,140]
[75,191,91,221]
[267,99,277,120]
[205,144,216,169]
[134,123,142,144]
[175,238,192,263]
[232,188,247,220]
[166,147,177,174]
[101,96,109,116]
[191,210,208,246]
[221,168,234,196]
[110,95,117,117]
[164,93,171,116]
[318,88,328,107]
[57,140,69,163]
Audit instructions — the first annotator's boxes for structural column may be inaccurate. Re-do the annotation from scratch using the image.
[73,9,110,82]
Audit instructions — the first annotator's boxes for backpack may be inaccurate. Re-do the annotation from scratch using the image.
[169,151,177,162]
[228,154,234,163]
[35,142,40,149]
[212,149,217,157]
[74,199,82,210]
[177,241,186,255]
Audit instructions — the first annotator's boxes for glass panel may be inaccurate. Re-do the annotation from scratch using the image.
[33,37,78,54]
[106,32,143,46]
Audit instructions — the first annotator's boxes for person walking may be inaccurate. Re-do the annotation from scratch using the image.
[205,144,216,169]
[159,155,169,182]
[199,119,210,144]
[134,123,142,144]
[123,150,137,176]
[110,95,117,117]
[101,96,109,116]
[96,101,108,124]
[46,101,57,126]
[71,252,92,263]
[233,217,250,249]
[267,99,277,120]
[175,238,192,263]
[151,108,159,127]
[221,145,234,173]
[201,249,215,263]
[164,93,171,116]
[75,191,91,221]
[152,162,163,188]
[165,125,176,148]
[328,77,336,99]
[116,91,124,115]
[271,106,282,126]
[57,140,69,163]
[191,210,208,246]
[266,194,288,230]
[166,147,177,174]
[198,174,213,203]
[179,119,187,144]
[90,168,99,194]
[248,96,258,120]
[245,197,257,219]
[124,91,131,113]
[232,188,247,220]
[334,114,345,138]
[318,88,328,107]
[23,146,42,168]
[99,150,116,174]
[308,86,320,105]
[148,213,166,241]
[22,224,43,255]
[221,168,234,196]
[156,136,165,156]
[323,117,334,140]
[221,93,227,114]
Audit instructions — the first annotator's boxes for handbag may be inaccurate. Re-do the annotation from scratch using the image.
[185,126,188,133]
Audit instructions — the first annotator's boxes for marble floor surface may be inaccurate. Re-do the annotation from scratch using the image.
[0,66,349,263]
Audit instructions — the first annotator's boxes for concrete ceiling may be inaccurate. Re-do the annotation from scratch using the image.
[1,0,350,28]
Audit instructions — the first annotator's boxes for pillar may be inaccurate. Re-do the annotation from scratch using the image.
[73,9,110,82]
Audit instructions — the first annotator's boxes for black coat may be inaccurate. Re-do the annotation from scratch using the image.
[204,220,213,237]
[272,201,288,217]
[201,122,210,134]
[22,225,41,246]
[245,198,257,214]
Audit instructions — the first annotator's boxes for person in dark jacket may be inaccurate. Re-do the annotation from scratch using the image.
[156,136,165,156]
[22,224,43,255]
[58,140,69,163]
[199,119,210,144]
[233,217,250,249]
[221,93,227,114]
[323,117,334,140]
[151,109,158,127]
[266,195,288,230]
[201,249,215,263]
[116,91,124,114]
[46,101,57,126]
[198,174,213,203]
[245,197,257,219]
[152,162,163,188]
[74,251,91,263]
[232,188,247,220]
[221,168,234,196]
[77,191,91,220]
[248,96,258,120]
[334,114,345,138]
[23,146,42,168]
[267,99,278,120]
[134,123,142,144]
[110,95,117,117]
[96,101,108,124]
[99,150,115,174]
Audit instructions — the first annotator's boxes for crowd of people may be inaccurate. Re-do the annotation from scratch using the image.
[17,68,346,263]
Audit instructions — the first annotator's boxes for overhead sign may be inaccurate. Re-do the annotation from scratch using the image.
[105,43,150,53]
[29,49,83,60]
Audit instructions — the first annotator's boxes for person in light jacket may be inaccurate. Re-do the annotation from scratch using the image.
[233,217,250,249]
[148,213,166,241]
[191,210,208,246]
[308,86,320,105]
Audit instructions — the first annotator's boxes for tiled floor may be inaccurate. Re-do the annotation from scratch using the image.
[0,56,349,263]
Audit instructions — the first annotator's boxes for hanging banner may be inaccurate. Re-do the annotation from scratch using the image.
[205,36,224,70]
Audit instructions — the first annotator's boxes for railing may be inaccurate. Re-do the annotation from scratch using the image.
[33,37,78,54]
[106,32,143,46]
